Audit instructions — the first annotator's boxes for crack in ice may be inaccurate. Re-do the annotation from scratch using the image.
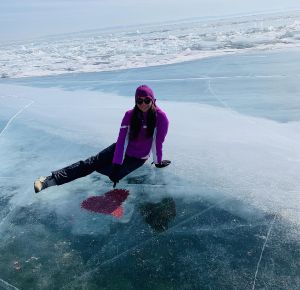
[21,74,298,85]
[207,78,232,110]
[252,214,277,290]
[0,100,34,137]
[0,277,20,290]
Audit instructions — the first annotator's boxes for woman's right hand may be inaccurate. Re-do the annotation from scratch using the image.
[109,164,121,187]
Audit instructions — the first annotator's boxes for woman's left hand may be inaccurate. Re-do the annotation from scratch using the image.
[154,160,171,168]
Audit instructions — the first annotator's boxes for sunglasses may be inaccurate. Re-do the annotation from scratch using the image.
[136,97,152,105]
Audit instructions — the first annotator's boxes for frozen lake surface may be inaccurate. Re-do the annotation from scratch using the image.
[1,10,300,79]
[0,47,300,289]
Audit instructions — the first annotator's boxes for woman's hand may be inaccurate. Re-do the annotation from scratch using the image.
[154,160,171,168]
[109,164,121,187]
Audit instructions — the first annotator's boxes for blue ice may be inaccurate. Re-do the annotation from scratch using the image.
[0,48,300,289]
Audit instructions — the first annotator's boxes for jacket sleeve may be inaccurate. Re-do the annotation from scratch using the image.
[152,110,169,164]
[113,111,131,165]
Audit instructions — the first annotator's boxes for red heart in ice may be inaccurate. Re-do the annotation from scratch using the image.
[81,189,129,218]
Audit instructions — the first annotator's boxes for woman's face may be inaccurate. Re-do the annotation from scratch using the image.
[136,96,152,112]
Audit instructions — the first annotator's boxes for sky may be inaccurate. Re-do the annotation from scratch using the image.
[1,0,300,43]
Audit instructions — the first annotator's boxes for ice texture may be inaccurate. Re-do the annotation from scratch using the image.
[0,19,300,290]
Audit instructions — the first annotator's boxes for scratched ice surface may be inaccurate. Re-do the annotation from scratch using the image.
[1,49,300,290]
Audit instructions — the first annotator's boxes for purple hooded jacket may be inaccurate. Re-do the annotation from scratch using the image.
[113,106,169,165]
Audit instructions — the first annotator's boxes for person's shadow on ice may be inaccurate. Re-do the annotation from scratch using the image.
[139,197,176,232]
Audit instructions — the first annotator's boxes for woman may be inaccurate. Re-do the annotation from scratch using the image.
[34,85,170,193]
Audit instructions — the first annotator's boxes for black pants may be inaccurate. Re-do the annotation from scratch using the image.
[52,143,146,185]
